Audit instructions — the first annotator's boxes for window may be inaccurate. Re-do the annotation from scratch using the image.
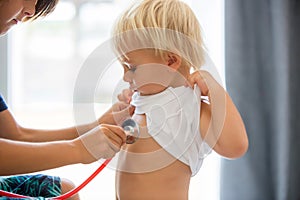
[6,0,224,199]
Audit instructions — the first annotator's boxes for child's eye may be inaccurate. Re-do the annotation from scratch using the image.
[129,65,137,72]
[123,62,137,72]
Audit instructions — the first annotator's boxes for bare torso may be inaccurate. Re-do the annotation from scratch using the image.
[116,114,192,200]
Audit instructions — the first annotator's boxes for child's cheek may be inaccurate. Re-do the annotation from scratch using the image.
[134,64,174,88]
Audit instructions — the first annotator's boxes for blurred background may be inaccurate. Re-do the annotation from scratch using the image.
[0,0,224,199]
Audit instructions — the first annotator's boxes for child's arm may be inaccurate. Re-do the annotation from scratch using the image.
[188,70,248,159]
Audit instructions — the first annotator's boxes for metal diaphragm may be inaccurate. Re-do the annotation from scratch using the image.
[121,118,140,144]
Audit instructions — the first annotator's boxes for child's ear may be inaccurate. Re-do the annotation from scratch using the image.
[166,53,182,70]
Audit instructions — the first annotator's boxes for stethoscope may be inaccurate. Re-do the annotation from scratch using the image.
[0,118,140,199]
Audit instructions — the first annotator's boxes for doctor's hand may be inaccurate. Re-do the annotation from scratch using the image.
[75,124,126,164]
[98,101,135,126]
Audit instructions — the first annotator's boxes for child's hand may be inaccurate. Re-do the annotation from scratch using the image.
[117,89,134,104]
[187,70,225,105]
[187,70,209,96]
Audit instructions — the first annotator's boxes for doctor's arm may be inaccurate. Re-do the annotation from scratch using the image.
[0,102,133,142]
[0,123,126,175]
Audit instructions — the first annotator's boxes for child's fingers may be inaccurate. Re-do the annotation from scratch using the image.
[117,89,133,103]
[188,71,209,96]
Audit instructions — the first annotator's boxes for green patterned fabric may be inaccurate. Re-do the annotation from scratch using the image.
[0,174,61,199]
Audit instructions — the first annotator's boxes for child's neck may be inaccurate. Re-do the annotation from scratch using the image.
[169,68,189,88]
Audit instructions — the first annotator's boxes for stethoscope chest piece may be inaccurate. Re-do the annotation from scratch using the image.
[122,118,140,144]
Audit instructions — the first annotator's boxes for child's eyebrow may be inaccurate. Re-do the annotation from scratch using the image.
[120,55,130,63]
[120,57,137,66]
[122,61,130,67]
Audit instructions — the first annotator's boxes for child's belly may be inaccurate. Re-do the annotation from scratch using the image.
[116,163,191,200]
[115,114,191,200]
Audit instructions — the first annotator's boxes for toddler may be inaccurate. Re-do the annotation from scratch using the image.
[112,0,248,199]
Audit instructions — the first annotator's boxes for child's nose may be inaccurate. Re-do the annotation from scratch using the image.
[123,71,133,83]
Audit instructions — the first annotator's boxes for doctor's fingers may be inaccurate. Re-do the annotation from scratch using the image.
[111,103,135,125]
[100,124,126,147]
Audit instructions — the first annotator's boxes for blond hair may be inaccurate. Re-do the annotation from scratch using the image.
[112,0,205,70]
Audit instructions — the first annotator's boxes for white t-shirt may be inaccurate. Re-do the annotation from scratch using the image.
[131,85,211,176]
